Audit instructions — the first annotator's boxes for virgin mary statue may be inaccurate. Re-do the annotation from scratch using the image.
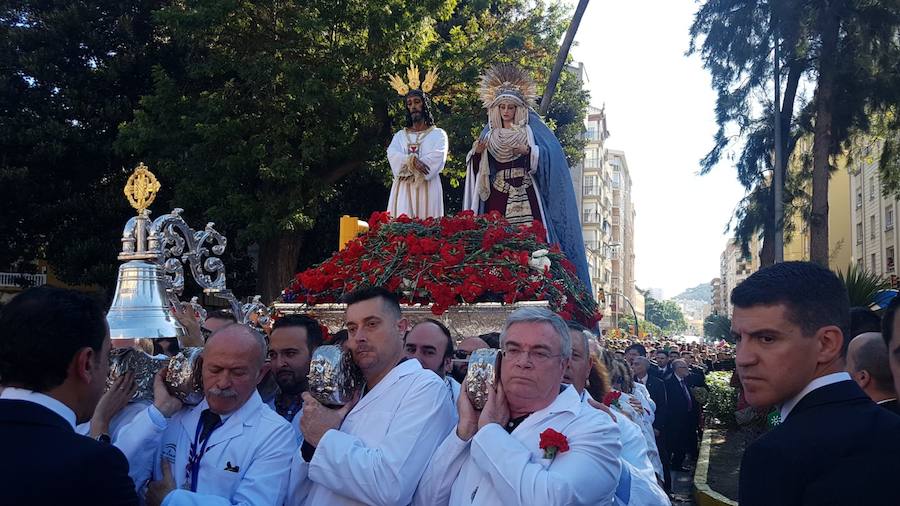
[463,64,592,292]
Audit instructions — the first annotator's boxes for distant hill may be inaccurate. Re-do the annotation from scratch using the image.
[673,282,712,303]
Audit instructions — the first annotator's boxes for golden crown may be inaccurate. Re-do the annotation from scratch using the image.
[388,64,439,96]
[478,64,537,109]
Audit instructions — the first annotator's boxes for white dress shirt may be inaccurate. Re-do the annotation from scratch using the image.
[289,358,455,506]
[413,384,621,506]
[1,387,76,429]
[780,372,852,421]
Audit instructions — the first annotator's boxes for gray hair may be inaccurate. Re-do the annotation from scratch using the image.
[500,307,572,358]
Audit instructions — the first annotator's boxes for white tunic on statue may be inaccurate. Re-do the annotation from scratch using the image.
[119,391,296,506]
[412,384,621,506]
[288,358,455,506]
[386,126,448,219]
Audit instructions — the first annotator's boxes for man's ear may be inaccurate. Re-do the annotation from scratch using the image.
[71,347,96,384]
[397,317,409,337]
[816,325,845,365]
[851,369,871,389]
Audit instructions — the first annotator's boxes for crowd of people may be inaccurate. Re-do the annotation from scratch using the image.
[1,260,899,505]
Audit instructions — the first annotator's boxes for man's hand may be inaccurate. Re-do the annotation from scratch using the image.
[171,302,203,347]
[90,371,137,438]
[413,157,430,176]
[153,368,183,417]
[145,458,176,506]
[455,379,480,441]
[587,397,618,423]
[628,396,645,416]
[300,391,359,447]
[477,381,509,432]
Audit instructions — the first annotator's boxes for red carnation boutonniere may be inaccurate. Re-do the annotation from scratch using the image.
[602,390,622,409]
[539,428,569,460]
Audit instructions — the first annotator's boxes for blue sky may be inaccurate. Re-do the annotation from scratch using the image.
[570,0,748,298]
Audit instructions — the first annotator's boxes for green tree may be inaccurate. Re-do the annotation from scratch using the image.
[837,263,890,306]
[0,1,168,289]
[690,0,900,265]
[704,313,734,342]
[117,0,581,300]
[645,297,687,334]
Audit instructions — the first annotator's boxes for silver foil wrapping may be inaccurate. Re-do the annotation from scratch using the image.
[465,348,501,410]
[307,345,362,406]
[166,347,204,405]
[107,347,169,402]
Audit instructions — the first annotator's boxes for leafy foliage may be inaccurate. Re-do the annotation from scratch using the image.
[704,313,734,343]
[706,371,739,429]
[645,297,687,334]
[837,263,890,307]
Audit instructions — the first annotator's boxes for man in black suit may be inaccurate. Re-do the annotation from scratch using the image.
[652,349,672,379]
[664,359,699,472]
[846,332,899,416]
[734,262,900,506]
[0,286,138,505]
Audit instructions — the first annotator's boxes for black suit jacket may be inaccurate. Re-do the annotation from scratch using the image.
[878,398,900,416]
[0,399,138,506]
[641,375,668,430]
[739,380,900,506]
[663,376,697,431]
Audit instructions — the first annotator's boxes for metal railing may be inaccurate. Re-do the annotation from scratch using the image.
[0,272,48,289]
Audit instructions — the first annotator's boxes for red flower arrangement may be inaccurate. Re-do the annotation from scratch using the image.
[602,390,622,409]
[282,211,601,326]
[539,428,570,459]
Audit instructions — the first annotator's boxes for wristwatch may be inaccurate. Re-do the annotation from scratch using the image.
[96,433,111,443]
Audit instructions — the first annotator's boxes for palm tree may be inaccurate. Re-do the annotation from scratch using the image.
[837,263,890,307]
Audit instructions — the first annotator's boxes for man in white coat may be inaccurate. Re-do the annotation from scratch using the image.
[413,307,622,506]
[289,287,455,505]
[265,314,325,444]
[405,318,461,404]
[120,324,296,506]
[386,87,448,219]
[563,324,670,506]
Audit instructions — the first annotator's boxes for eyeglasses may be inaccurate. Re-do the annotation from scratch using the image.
[453,350,472,360]
[502,347,563,364]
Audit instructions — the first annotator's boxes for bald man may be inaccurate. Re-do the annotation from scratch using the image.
[847,332,899,415]
[121,324,296,506]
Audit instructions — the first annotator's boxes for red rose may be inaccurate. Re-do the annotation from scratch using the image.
[539,428,569,459]
[602,391,622,407]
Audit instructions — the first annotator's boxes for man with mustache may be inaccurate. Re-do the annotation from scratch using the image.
[288,287,455,505]
[266,315,324,440]
[121,324,296,506]
[386,65,447,219]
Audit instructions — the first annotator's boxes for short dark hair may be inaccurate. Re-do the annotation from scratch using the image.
[0,286,107,391]
[731,261,850,355]
[655,349,668,357]
[478,332,501,349]
[331,329,349,347]
[342,286,402,320]
[272,315,324,353]
[882,297,900,347]
[849,306,882,339]
[409,319,454,359]
[624,343,647,356]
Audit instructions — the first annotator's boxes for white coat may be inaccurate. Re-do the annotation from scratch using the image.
[386,127,448,219]
[617,390,664,478]
[121,391,296,506]
[580,391,670,506]
[413,384,622,506]
[289,358,455,506]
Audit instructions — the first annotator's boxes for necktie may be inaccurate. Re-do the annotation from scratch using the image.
[680,380,692,411]
[198,409,222,442]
